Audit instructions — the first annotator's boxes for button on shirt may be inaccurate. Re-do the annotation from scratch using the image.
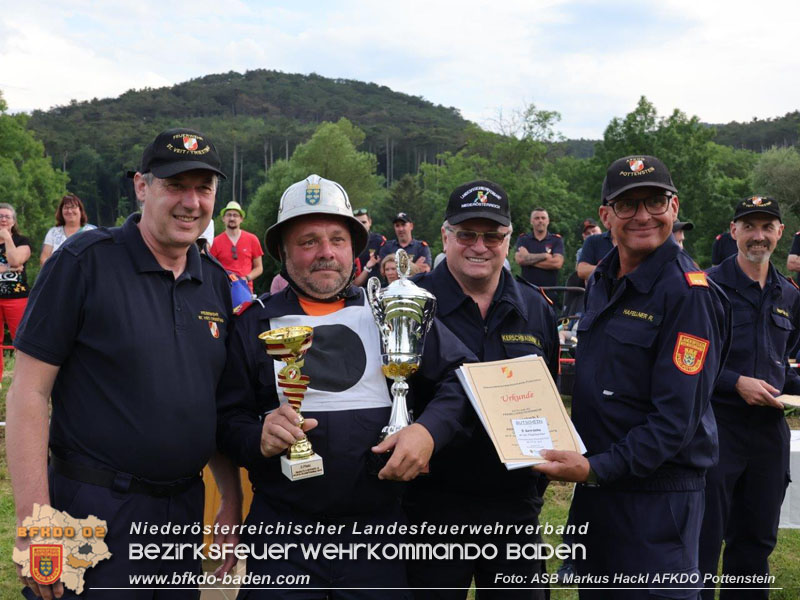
[515,232,564,287]
[14,214,233,482]
[379,238,432,266]
[573,238,730,486]
[708,255,800,407]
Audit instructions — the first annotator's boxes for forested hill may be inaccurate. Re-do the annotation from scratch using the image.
[710,110,800,151]
[26,69,470,224]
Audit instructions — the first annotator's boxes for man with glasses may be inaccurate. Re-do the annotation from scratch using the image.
[534,156,729,598]
[699,196,800,598]
[406,180,558,599]
[352,208,386,286]
[210,200,264,292]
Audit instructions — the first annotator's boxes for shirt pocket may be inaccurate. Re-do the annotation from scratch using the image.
[600,317,660,400]
[768,311,794,363]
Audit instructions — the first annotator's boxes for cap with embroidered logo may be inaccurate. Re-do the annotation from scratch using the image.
[733,196,781,222]
[446,180,511,227]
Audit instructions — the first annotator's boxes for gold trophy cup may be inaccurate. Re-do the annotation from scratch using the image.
[259,326,324,481]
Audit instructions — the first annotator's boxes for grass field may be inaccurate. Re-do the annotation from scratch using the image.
[1,356,799,598]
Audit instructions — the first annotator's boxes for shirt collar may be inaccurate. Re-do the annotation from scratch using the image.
[594,235,680,294]
[122,213,204,281]
[720,253,780,293]
[430,260,526,319]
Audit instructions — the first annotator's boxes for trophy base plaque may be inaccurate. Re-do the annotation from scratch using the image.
[281,454,324,481]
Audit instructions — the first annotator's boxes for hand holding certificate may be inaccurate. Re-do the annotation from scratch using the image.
[457,355,585,469]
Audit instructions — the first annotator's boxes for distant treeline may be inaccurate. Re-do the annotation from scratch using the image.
[3,70,800,289]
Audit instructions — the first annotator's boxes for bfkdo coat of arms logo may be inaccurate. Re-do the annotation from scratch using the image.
[31,545,63,586]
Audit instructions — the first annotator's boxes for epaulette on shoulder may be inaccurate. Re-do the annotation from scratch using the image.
[715,234,722,241]
[795,231,800,236]
[781,272,800,291]
[553,233,562,238]
[202,249,228,274]
[421,240,429,247]
[514,276,554,305]
[684,270,709,288]
[62,227,114,256]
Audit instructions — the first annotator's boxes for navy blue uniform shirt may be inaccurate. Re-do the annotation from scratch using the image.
[578,231,614,266]
[379,238,432,267]
[515,232,564,287]
[573,237,730,487]
[410,261,559,498]
[15,214,233,482]
[216,285,474,517]
[357,231,386,273]
[711,231,738,266]
[708,255,800,407]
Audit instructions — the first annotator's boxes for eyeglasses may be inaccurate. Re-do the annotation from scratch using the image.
[231,246,238,260]
[608,193,672,219]
[0,214,14,221]
[353,208,368,216]
[445,226,509,248]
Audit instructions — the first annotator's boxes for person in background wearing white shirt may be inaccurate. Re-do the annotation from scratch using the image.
[40,194,97,265]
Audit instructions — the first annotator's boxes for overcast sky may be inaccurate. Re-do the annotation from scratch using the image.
[1,0,798,139]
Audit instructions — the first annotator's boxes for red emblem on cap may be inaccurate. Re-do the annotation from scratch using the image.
[751,196,763,205]
[476,191,488,203]
[628,159,644,172]
[183,136,199,151]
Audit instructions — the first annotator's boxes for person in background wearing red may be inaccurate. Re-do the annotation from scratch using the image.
[0,203,31,386]
[210,200,264,292]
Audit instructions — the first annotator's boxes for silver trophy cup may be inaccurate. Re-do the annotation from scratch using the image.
[367,249,437,446]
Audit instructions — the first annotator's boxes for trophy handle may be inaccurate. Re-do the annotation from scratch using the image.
[422,296,437,334]
[366,276,386,330]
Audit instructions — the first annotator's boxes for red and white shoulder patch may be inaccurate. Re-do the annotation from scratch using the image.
[673,333,709,375]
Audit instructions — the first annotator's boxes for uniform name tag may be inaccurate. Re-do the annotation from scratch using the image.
[774,307,791,319]
[501,333,542,348]
[617,308,662,325]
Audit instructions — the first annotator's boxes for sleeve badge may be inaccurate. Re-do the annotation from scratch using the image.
[673,332,710,375]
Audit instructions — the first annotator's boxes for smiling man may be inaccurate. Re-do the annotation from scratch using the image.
[7,128,241,599]
[534,156,729,599]
[407,180,558,599]
[699,196,800,599]
[216,174,473,598]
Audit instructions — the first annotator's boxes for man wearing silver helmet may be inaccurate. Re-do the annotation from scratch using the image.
[216,175,474,598]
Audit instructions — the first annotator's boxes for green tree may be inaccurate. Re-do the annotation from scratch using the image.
[0,91,69,280]
[593,96,751,266]
[247,119,385,290]
[752,147,800,213]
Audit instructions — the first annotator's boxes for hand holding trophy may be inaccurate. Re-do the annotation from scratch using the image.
[259,326,324,481]
[366,249,437,474]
